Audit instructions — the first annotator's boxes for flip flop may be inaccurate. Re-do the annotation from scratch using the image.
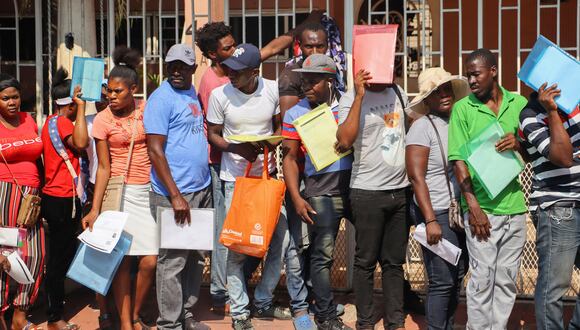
[132,317,151,330]
[22,321,43,330]
[98,313,113,330]
[62,323,79,330]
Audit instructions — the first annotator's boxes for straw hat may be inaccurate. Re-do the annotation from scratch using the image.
[407,67,470,117]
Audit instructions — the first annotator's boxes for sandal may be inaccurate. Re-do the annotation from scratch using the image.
[62,323,80,330]
[47,321,79,330]
[98,314,113,330]
[22,321,43,330]
[132,317,151,330]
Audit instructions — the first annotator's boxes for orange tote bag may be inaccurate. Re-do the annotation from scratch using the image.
[219,147,286,258]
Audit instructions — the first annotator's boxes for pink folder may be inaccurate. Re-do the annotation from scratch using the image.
[353,25,398,84]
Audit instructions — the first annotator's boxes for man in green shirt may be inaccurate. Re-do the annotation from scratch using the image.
[448,48,528,329]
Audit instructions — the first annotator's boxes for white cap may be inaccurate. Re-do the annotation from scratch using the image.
[165,44,196,66]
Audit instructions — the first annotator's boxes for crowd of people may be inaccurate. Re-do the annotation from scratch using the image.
[0,13,578,330]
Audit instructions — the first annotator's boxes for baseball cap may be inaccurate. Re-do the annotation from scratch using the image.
[222,43,261,71]
[165,43,196,66]
[293,54,337,75]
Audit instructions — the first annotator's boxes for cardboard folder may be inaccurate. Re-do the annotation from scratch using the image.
[70,56,105,102]
[66,231,132,295]
[353,24,398,84]
[518,35,580,114]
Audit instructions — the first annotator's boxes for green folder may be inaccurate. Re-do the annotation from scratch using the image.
[461,121,524,200]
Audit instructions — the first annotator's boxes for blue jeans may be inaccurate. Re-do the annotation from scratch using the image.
[413,205,467,330]
[534,206,580,330]
[308,195,349,321]
[224,181,308,319]
[209,164,229,306]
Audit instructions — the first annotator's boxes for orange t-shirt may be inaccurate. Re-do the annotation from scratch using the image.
[91,102,151,185]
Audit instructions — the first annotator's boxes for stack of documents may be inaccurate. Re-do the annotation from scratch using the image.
[227,135,286,145]
[413,224,462,266]
[292,103,352,171]
[6,252,34,284]
[67,211,131,295]
[0,228,25,248]
[67,231,132,295]
[462,122,524,200]
[518,35,580,114]
[70,56,105,102]
[78,211,128,253]
[159,207,215,250]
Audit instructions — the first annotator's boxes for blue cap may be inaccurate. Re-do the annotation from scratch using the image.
[222,43,261,71]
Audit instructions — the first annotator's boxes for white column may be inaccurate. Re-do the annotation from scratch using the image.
[34,0,43,128]
[56,0,97,74]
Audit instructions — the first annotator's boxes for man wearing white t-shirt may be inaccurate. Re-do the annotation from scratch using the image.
[207,44,311,330]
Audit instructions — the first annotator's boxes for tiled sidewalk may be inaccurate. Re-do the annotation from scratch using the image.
[26,286,577,329]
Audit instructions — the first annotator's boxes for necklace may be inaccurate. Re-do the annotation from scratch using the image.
[111,109,140,147]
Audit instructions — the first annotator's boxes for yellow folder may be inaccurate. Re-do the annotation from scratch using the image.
[226,135,286,145]
[292,103,352,171]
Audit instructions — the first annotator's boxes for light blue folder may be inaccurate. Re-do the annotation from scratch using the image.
[462,122,525,200]
[70,57,105,102]
[66,231,132,295]
[518,35,580,114]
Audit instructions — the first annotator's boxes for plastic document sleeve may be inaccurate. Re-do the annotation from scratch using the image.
[70,56,105,102]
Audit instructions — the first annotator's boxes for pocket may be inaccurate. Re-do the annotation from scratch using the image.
[466,257,493,295]
[548,206,574,223]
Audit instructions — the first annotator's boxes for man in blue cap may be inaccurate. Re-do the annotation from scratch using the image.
[207,43,312,330]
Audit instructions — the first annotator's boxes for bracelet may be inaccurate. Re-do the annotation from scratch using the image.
[425,219,438,225]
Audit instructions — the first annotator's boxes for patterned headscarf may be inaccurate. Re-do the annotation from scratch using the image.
[286,14,347,92]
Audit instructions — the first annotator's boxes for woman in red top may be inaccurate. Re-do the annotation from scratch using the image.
[0,73,45,330]
[40,68,88,330]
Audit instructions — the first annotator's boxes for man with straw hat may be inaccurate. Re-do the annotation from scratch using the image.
[405,67,470,329]
[447,48,528,329]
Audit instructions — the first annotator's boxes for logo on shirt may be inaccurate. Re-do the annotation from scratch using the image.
[189,103,201,117]
[0,136,42,151]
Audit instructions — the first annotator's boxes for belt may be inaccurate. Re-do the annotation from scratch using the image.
[552,201,580,208]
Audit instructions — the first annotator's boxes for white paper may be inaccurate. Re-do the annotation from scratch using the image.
[78,211,129,254]
[6,252,34,284]
[413,224,462,266]
[160,208,215,251]
[0,228,19,247]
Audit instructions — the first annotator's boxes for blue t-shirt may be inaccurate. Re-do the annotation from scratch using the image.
[144,81,211,196]
[282,98,352,198]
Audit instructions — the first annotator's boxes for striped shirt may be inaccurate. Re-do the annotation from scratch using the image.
[518,93,580,211]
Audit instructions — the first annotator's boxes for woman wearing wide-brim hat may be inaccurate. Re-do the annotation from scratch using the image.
[405,67,470,330]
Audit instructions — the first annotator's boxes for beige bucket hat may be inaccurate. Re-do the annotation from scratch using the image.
[407,67,470,117]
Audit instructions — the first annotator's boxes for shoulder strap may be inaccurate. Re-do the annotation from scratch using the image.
[122,111,139,179]
[48,116,78,180]
[0,149,24,195]
[390,85,409,133]
[48,115,78,217]
[425,115,454,200]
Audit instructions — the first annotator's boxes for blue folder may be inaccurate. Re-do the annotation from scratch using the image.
[70,57,105,102]
[66,231,132,295]
[518,35,580,114]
